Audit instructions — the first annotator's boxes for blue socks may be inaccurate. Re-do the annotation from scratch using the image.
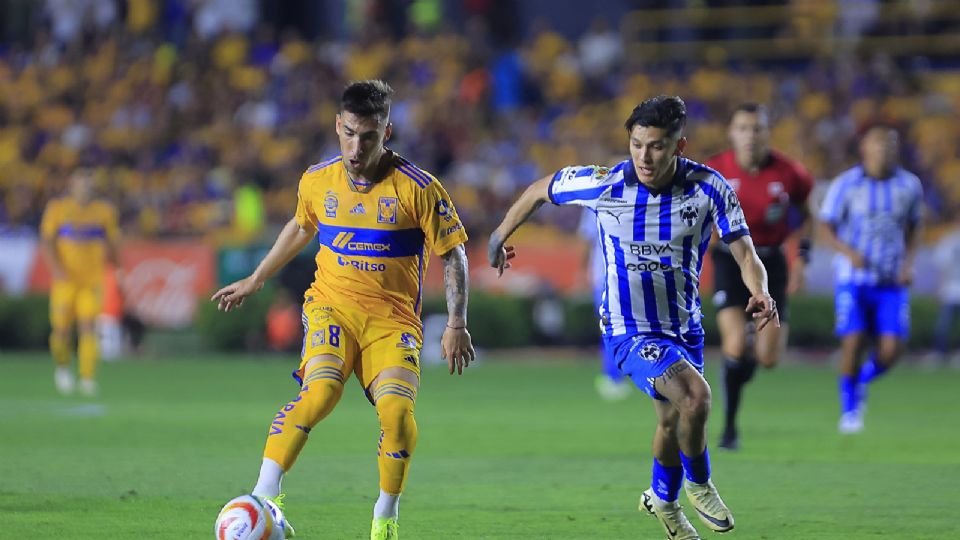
[679,449,711,484]
[651,459,683,502]
[858,353,889,385]
[838,374,859,414]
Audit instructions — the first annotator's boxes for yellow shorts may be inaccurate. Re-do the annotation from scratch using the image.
[50,280,102,329]
[295,298,422,397]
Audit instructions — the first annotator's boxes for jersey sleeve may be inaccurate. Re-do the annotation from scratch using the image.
[704,174,750,244]
[415,178,468,256]
[818,176,848,225]
[547,165,618,209]
[39,200,60,240]
[294,173,319,233]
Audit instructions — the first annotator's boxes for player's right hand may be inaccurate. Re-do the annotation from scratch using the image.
[211,276,264,312]
[488,244,516,277]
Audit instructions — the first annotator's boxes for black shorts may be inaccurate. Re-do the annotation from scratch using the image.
[711,246,789,322]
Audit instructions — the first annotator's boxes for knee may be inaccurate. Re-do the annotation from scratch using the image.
[375,393,416,437]
[678,385,711,422]
[877,341,903,364]
[721,339,747,361]
[293,378,343,421]
[757,350,779,369]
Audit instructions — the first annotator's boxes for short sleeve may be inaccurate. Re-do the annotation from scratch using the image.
[547,165,619,209]
[294,174,319,233]
[40,200,60,240]
[818,176,848,225]
[416,179,468,256]
[703,174,750,244]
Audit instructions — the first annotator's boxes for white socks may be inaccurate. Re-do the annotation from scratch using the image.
[251,459,400,520]
[252,458,284,499]
[373,490,400,519]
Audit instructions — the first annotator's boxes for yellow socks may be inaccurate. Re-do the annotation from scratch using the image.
[263,361,345,471]
[50,331,71,367]
[374,379,418,495]
[77,330,98,380]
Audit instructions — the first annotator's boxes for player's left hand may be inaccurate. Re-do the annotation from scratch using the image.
[746,293,780,332]
[441,326,475,375]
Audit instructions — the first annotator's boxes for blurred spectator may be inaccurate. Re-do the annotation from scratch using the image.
[930,217,960,365]
[0,1,958,245]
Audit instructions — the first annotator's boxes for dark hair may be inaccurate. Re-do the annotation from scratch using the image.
[731,102,768,120]
[857,119,900,140]
[341,80,394,121]
[625,95,687,137]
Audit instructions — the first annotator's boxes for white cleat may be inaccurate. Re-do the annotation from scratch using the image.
[55,366,75,395]
[838,411,864,434]
[79,378,98,397]
[264,497,296,538]
[683,479,735,533]
[594,374,631,401]
[640,488,701,540]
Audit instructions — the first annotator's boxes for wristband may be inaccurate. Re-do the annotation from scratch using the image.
[447,324,466,329]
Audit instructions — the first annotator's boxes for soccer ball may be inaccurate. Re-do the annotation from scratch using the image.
[214,494,284,540]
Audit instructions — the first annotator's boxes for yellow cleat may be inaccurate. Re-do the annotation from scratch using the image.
[370,517,399,540]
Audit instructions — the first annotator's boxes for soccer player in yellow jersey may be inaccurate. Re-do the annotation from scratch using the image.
[39,169,120,397]
[212,80,474,540]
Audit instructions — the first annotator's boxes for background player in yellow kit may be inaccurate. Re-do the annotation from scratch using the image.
[211,80,474,540]
[39,168,120,397]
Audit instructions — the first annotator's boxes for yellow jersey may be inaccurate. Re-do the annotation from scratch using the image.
[295,152,468,329]
[40,197,120,287]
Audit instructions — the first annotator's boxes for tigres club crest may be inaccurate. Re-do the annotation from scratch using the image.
[324,191,339,217]
[378,197,398,224]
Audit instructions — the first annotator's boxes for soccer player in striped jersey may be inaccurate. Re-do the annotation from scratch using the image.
[212,80,475,540]
[578,208,631,400]
[490,96,779,540]
[818,123,923,434]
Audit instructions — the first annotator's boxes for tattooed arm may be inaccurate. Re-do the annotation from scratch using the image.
[440,244,475,375]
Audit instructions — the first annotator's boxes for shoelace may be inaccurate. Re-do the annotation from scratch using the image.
[689,484,725,515]
[268,493,286,510]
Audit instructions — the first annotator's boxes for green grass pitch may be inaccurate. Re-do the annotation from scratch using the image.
[1,352,958,539]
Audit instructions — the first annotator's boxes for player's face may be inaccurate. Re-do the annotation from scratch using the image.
[861,127,899,175]
[336,111,392,177]
[629,125,686,186]
[69,170,95,202]
[729,110,769,164]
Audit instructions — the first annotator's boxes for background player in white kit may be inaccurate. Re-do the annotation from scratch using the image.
[489,96,779,540]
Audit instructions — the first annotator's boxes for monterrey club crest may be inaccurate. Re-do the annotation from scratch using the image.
[639,342,662,362]
[680,202,699,227]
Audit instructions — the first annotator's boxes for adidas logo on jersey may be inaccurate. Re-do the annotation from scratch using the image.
[350,203,366,215]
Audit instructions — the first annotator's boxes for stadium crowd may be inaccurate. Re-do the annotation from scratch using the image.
[1,0,959,241]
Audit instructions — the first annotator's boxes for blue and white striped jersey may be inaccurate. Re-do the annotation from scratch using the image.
[819,166,923,285]
[549,158,750,343]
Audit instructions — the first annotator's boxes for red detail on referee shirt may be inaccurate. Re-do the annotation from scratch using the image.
[706,150,813,247]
